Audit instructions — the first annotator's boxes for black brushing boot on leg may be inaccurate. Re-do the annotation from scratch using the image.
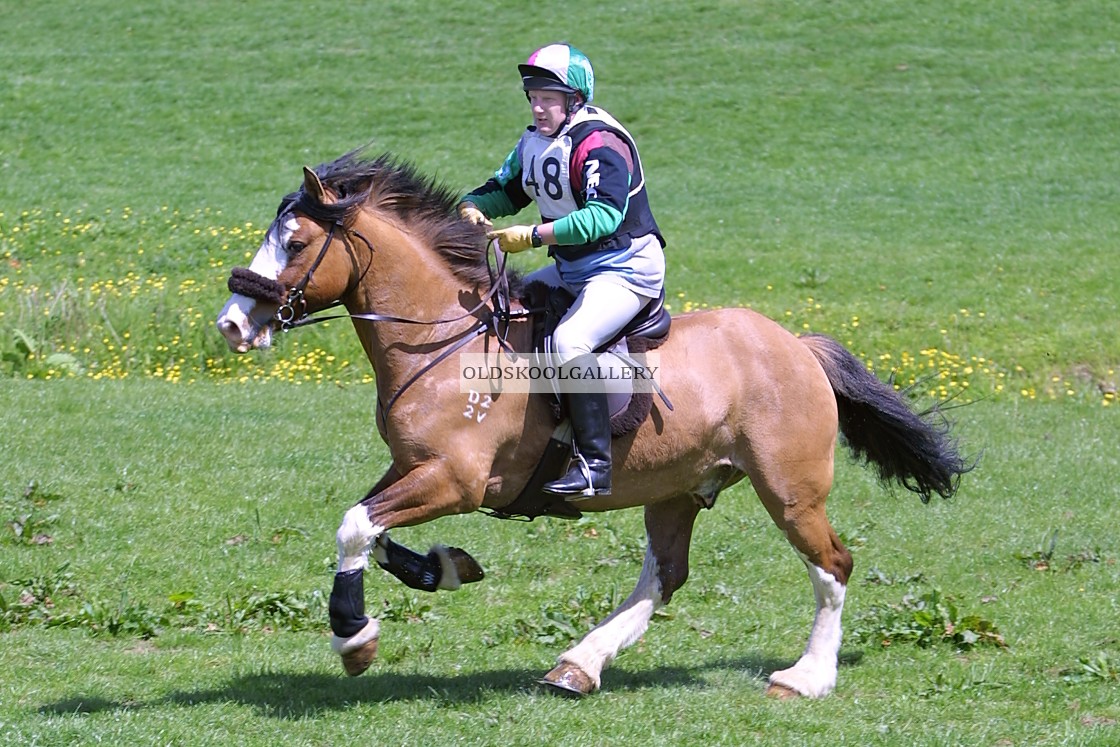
[543,387,613,498]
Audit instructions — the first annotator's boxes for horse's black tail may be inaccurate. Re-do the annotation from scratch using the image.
[800,333,974,503]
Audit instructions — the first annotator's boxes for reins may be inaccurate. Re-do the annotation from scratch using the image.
[280,236,513,333]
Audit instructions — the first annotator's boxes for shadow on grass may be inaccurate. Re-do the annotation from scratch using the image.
[37,650,863,719]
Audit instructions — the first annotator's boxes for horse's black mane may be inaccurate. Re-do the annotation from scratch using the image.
[286,149,511,289]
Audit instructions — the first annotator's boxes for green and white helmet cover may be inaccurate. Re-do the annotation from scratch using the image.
[518,43,595,104]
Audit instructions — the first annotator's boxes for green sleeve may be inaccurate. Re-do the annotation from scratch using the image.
[551,200,624,245]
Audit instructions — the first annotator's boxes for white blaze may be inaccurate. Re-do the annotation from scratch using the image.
[215,215,299,351]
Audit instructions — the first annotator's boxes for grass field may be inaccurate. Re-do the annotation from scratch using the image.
[2,1,1119,745]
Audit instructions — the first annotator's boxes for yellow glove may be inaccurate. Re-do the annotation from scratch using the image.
[486,225,537,253]
[458,202,492,227]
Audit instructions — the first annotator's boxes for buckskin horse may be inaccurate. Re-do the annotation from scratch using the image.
[215,150,970,698]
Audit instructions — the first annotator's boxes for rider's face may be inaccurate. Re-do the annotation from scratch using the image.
[527,90,569,136]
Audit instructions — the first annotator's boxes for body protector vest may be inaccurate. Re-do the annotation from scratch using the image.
[515,106,663,260]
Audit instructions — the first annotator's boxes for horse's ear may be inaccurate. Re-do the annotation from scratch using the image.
[303,166,327,203]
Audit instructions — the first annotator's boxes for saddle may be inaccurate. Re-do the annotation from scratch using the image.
[485,282,672,521]
[522,280,671,431]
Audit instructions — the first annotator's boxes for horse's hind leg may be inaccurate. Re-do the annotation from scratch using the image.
[760,492,853,698]
[541,495,702,696]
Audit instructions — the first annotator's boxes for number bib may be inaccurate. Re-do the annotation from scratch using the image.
[515,107,642,221]
[519,131,578,220]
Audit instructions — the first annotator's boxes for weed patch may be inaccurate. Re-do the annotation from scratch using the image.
[2,481,64,546]
[1015,530,1104,573]
[0,566,330,637]
[1061,651,1120,684]
[849,586,1006,651]
[919,664,1011,699]
[493,586,623,646]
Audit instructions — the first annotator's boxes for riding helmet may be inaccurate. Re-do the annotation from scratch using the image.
[518,43,595,105]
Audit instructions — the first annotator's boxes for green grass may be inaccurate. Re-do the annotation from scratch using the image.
[2,0,1119,743]
[2,382,1118,745]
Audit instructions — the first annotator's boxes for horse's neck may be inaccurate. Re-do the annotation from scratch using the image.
[346,223,487,395]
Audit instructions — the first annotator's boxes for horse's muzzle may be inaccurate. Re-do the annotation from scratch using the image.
[216,298,276,352]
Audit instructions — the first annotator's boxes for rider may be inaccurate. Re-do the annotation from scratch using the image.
[459,42,666,498]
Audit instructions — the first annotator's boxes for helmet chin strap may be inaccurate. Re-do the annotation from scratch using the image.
[560,94,586,130]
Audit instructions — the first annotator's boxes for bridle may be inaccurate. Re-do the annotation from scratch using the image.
[274,220,336,329]
[276,219,353,327]
[226,207,526,426]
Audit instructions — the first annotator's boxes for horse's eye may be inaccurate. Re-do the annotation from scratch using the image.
[288,240,306,255]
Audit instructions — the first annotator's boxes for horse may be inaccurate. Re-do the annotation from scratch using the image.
[216,150,971,699]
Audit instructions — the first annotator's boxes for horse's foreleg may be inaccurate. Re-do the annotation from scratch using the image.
[373,534,484,591]
[541,495,702,696]
[327,466,402,675]
[329,459,484,676]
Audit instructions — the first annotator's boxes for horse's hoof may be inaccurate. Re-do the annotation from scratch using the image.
[340,637,379,677]
[331,618,381,677]
[765,682,801,700]
[538,662,596,698]
[445,546,485,585]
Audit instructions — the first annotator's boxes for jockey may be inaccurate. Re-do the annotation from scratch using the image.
[460,42,666,498]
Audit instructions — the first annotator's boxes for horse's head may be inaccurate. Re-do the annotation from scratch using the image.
[217,167,366,352]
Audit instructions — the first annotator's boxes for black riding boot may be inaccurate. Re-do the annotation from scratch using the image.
[543,388,613,498]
